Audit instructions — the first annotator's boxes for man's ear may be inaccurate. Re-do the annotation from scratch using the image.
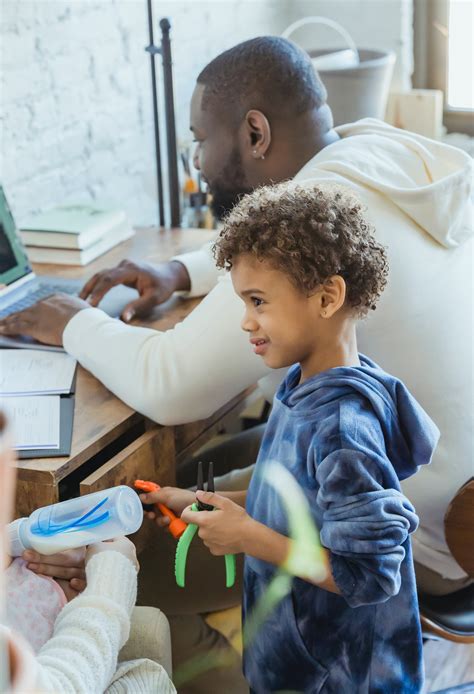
[319,276,346,318]
[242,110,271,159]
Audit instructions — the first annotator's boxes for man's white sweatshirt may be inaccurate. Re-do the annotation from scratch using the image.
[63,119,473,582]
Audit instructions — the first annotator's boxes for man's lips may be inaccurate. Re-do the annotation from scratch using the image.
[250,337,269,356]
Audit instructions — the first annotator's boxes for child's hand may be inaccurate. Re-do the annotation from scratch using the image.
[86,536,139,572]
[55,577,83,602]
[139,487,195,529]
[181,490,254,555]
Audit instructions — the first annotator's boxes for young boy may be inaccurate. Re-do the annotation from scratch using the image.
[154,182,439,692]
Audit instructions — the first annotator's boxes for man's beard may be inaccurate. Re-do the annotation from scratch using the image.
[208,147,253,220]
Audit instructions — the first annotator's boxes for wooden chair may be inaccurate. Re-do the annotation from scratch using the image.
[419,478,474,643]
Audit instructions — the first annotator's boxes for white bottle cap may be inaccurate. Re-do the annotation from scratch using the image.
[6,518,28,557]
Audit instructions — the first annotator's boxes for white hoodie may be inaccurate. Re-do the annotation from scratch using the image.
[63,119,473,580]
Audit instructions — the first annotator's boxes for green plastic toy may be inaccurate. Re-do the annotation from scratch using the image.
[175,461,236,588]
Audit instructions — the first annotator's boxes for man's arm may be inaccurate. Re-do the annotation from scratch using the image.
[171,241,222,298]
[63,275,271,425]
[80,260,192,322]
[0,275,271,426]
[79,240,221,321]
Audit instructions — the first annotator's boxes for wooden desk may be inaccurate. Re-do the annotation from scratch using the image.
[15,228,252,546]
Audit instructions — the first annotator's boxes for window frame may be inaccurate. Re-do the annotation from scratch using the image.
[413,0,473,135]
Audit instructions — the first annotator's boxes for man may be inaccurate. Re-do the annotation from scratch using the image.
[1,32,472,642]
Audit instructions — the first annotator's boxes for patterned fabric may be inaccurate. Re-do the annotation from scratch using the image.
[6,558,66,652]
[244,355,439,693]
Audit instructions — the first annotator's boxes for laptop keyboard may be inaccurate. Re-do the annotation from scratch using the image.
[0,283,78,319]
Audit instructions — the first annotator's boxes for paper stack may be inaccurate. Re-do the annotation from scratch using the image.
[0,396,60,451]
[19,204,134,266]
[0,350,76,452]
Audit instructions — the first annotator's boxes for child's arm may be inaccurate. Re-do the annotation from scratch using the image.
[316,447,419,607]
[181,490,340,593]
[139,487,247,530]
[243,514,340,594]
[216,490,247,507]
[35,538,175,693]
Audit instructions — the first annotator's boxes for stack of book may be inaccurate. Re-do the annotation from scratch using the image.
[0,349,77,458]
[20,204,134,266]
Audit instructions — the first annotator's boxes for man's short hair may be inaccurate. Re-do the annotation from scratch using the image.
[197,36,327,124]
[214,182,389,317]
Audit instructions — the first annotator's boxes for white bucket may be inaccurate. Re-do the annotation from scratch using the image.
[282,17,395,126]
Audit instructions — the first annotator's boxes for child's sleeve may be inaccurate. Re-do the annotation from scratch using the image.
[35,551,136,693]
[316,448,418,607]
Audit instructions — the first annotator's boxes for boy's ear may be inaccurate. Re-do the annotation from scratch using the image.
[319,276,346,318]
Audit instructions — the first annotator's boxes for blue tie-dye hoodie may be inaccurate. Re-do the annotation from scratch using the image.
[244,355,439,694]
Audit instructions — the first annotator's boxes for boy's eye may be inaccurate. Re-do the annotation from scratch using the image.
[251,297,264,307]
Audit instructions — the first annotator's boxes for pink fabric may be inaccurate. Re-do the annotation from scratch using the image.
[6,559,66,653]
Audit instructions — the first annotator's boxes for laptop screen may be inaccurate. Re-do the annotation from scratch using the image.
[0,186,32,287]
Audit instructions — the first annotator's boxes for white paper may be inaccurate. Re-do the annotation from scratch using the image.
[0,349,76,396]
[0,395,60,449]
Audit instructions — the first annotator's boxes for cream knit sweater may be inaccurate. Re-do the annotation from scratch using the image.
[4,550,176,693]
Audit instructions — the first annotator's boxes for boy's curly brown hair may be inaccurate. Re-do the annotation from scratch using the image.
[213,182,388,317]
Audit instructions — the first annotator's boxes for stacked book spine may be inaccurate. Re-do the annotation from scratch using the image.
[20,205,134,266]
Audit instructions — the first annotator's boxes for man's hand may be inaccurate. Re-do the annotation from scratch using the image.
[181,490,254,556]
[23,546,87,593]
[79,259,191,322]
[0,294,89,346]
[139,486,195,529]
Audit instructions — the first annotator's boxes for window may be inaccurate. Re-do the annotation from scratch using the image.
[414,0,473,134]
[447,0,473,110]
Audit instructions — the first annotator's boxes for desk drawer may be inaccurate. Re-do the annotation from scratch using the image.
[79,427,176,552]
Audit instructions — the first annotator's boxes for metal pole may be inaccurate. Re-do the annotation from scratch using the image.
[160,18,181,228]
[145,0,165,227]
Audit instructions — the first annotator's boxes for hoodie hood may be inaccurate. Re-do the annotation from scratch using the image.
[276,355,440,481]
[296,118,473,248]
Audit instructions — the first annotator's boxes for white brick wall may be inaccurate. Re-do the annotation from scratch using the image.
[1,0,290,227]
[1,0,412,228]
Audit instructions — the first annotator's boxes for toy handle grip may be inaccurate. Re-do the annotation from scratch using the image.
[157,502,179,522]
[225,553,236,588]
[134,480,187,539]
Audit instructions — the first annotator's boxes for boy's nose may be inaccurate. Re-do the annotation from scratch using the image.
[241,311,258,333]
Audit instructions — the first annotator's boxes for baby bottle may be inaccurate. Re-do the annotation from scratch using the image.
[7,485,143,557]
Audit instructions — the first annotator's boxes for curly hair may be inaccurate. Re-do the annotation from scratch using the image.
[213,182,388,317]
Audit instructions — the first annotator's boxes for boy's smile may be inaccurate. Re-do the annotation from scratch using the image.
[250,336,270,356]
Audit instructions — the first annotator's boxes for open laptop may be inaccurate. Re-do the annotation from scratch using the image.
[0,185,139,344]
